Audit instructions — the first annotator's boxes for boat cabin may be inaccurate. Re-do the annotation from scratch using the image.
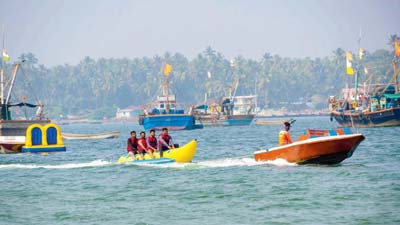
[232,95,256,115]
[151,95,184,115]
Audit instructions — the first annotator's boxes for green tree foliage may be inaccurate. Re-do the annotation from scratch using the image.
[4,43,398,118]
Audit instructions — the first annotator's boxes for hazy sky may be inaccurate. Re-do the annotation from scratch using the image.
[0,0,399,66]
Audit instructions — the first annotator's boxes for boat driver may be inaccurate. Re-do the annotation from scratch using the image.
[279,122,293,146]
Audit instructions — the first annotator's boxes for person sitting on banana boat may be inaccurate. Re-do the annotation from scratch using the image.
[279,122,293,146]
[158,127,174,156]
[127,131,138,156]
[146,129,158,154]
[138,131,154,159]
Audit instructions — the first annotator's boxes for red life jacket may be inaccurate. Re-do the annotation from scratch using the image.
[127,137,138,153]
[147,135,157,148]
[138,137,148,151]
[158,133,171,147]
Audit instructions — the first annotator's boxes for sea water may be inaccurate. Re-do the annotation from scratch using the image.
[0,116,399,225]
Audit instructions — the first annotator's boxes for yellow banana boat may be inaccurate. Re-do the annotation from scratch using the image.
[118,139,197,164]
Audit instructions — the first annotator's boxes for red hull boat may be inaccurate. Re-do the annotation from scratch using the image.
[254,129,365,165]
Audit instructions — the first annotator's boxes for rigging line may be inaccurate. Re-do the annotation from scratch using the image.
[349,110,355,130]
[23,104,29,120]
[19,66,41,104]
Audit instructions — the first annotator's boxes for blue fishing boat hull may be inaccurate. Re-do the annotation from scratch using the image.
[331,107,400,127]
[142,114,202,130]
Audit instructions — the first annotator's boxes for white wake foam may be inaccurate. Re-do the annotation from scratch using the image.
[195,157,296,168]
[0,160,112,169]
[134,157,296,169]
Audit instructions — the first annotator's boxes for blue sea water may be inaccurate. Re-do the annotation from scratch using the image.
[0,116,399,225]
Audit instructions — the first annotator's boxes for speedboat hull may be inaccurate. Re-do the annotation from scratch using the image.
[254,134,365,165]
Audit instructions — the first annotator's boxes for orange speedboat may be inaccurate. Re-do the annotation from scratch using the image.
[254,128,365,165]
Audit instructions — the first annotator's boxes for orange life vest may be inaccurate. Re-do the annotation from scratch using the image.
[279,130,292,146]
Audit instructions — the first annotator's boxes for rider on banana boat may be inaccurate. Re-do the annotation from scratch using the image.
[138,131,154,159]
[127,131,138,156]
[146,129,158,154]
[158,127,174,157]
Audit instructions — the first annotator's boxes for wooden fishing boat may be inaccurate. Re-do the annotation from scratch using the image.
[254,118,294,126]
[118,139,197,164]
[62,131,120,140]
[254,128,365,165]
[329,37,400,128]
[138,64,202,131]
[193,79,255,127]
[0,58,64,153]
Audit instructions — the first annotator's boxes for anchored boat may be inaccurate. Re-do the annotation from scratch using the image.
[194,79,255,127]
[329,37,400,128]
[0,56,65,153]
[138,64,202,131]
[254,128,365,165]
[62,131,120,140]
[254,118,295,126]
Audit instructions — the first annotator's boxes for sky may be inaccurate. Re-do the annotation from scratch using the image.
[0,0,399,66]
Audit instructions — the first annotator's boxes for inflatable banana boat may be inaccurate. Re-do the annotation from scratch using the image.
[118,139,197,164]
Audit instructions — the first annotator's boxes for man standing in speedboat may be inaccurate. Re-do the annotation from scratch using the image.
[279,122,293,146]
[158,127,174,157]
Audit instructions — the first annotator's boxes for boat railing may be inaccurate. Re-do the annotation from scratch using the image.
[296,128,352,141]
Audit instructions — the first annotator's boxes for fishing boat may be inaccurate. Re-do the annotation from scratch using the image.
[138,64,202,130]
[0,51,65,153]
[254,128,365,165]
[254,118,294,126]
[329,36,400,127]
[194,79,255,126]
[0,29,65,153]
[117,139,197,164]
[330,88,400,127]
[62,131,120,140]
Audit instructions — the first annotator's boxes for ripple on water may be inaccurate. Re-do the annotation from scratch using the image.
[1,119,400,225]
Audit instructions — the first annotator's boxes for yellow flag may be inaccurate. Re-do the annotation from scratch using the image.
[2,49,10,62]
[346,51,354,75]
[358,48,364,60]
[163,64,172,76]
[395,37,400,57]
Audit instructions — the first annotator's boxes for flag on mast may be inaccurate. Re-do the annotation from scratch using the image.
[163,64,173,76]
[2,49,10,62]
[364,66,369,74]
[394,37,400,57]
[358,48,365,60]
[346,51,354,75]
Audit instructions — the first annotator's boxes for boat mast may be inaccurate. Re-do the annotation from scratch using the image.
[1,25,5,105]
[165,74,169,106]
[5,62,20,105]
[393,58,399,94]
[354,27,362,105]
[254,77,257,110]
